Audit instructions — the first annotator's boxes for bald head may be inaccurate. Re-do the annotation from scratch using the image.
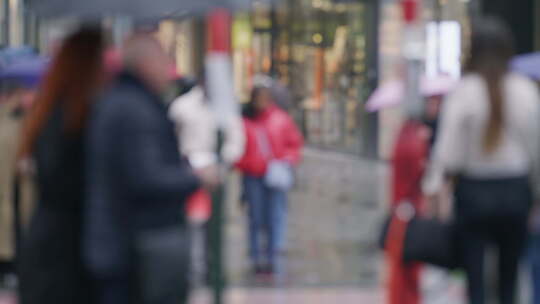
[122,33,172,93]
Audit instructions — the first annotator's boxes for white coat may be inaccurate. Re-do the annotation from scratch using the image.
[168,86,245,168]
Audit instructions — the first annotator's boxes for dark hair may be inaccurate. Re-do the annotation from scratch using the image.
[18,26,105,159]
[466,17,514,154]
[243,86,269,119]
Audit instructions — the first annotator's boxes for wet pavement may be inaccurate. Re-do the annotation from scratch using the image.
[225,148,386,288]
[190,287,383,304]
[0,148,388,304]
[0,148,471,304]
[221,147,467,304]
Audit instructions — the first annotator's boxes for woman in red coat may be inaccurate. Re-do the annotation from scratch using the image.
[236,85,303,275]
[387,120,430,304]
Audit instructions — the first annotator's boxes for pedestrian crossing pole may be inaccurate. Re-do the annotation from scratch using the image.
[206,9,236,304]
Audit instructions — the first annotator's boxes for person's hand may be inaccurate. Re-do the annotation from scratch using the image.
[435,181,453,222]
[424,194,438,219]
[195,165,220,190]
[17,157,36,176]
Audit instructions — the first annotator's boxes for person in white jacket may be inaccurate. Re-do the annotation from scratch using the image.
[169,83,245,168]
[168,81,245,285]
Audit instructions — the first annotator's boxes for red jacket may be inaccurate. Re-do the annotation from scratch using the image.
[236,105,304,177]
[387,120,429,304]
[235,118,268,177]
[391,120,429,210]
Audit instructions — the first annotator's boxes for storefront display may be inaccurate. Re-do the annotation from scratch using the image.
[232,4,273,103]
[229,0,377,154]
[157,19,201,77]
[284,0,373,153]
[232,13,253,102]
[426,20,461,79]
[377,0,471,160]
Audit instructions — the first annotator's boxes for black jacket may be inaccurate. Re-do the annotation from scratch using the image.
[19,107,94,304]
[84,72,200,278]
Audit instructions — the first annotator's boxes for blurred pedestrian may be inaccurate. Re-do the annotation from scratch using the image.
[422,93,452,221]
[16,26,105,304]
[168,73,245,170]
[268,78,294,253]
[168,74,244,285]
[430,17,540,304]
[423,94,443,151]
[528,82,540,304]
[386,120,429,304]
[0,82,36,287]
[236,85,303,276]
[84,33,217,304]
[530,217,540,304]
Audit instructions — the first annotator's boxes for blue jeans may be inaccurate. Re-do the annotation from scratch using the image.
[243,176,287,268]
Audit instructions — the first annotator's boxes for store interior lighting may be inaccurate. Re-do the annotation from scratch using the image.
[426,20,461,78]
[313,33,323,44]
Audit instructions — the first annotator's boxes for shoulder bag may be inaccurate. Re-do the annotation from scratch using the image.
[379,175,460,269]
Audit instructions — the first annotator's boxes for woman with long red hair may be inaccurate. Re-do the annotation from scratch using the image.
[17,26,105,304]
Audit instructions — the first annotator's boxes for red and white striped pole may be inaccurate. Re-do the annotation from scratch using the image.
[206,8,236,304]
[402,0,418,24]
[206,9,239,129]
[401,0,424,119]
[207,9,230,54]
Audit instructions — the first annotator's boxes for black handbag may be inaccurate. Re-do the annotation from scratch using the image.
[379,172,460,269]
[379,204,460,269]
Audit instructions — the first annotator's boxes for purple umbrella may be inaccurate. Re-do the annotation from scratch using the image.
[0,47,37,68]
[511,52,540,80]
[0,57,49,87]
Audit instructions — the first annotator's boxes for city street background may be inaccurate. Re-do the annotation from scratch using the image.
[197,148,466,303]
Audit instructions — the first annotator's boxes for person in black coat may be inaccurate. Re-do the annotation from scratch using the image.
[17,27,105,304]
[84,34,217,304]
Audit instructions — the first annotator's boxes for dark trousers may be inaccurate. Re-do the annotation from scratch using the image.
[455,176,531,304]
[460,216,527,304]
[98,277,131,304]
[529,234,540,304]
[96,271,189,304]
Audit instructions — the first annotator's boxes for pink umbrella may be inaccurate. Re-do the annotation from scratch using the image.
[365,76,457,112]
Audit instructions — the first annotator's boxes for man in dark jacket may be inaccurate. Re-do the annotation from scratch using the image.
[85,34,216,304]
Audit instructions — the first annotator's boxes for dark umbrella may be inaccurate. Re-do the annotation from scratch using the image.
[28,0,276,19]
